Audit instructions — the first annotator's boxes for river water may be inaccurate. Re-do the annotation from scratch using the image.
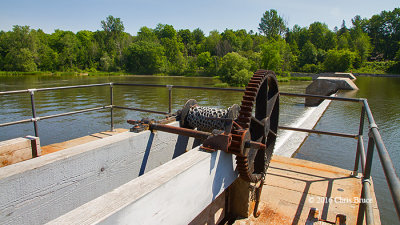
[0,75,398,223]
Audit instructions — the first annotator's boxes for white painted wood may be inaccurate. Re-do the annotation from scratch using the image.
[47,148,238,225]
[0,122,194,225]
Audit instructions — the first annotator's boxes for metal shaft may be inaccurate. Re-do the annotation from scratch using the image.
[150,123,211,140]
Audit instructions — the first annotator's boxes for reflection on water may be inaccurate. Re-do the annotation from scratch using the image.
[0,75,310,146]
[297,76,400,224]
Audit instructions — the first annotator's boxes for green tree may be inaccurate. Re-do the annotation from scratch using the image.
[126,41,166,74]
[76,30,98,70]
[232,69,253,87]
[0,26,40,71]
[260,39,293,73]
[178,29,196,56]
[337,20,349,36]
[157,25,185,73]
[137,26,158,43]
[242,36,253,51]
[323,49,356,72]
[352,32,372,64]
[286,25,310,51]
[366,8,400,59]
[100,52,112,71]
[324,31,337,50]
[101,15,125,38]
[155,24,176,39]
[197,51,212,68]
[58,31,79,70]
[3,48,37,71]
[221,29,240,51]
[192,28,205,44]
[337,32,351,50]
[309,22,330,49]
[101,15,129,71]
[218,52,251,86]
[259,9,287,39]
[298,41,317,67]
[204,30,222,56]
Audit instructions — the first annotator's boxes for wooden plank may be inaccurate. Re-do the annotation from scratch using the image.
[233,155,381,224]
[0,136,40,167]
[0,137,30,154]
[47,148,238,225]
[0,122,195,225]
[41,128,128,155]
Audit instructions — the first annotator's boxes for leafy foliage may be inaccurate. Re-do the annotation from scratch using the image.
[258,9,287,40]
[1,8,400,82]
[126,41,166,74]
[323,49,356,72]
[218,52,252,86]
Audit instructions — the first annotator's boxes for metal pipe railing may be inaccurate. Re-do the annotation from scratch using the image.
[280,92,363,102]
[0,82,399,223]
[110,84,114,132]
[361,99,400,220]
[113,105,169,115]
[29,90,39,137]
[0,118,33,127]
[278,125,358,139]
[353,106,366,175]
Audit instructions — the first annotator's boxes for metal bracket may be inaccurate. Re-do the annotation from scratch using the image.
[369,123,378,129]
[28,89,37,95]
[31,117,41,122]
[127,119,154,133]
[201,130,231,152]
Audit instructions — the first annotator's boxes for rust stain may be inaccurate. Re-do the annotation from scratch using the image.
[250,205,293,224]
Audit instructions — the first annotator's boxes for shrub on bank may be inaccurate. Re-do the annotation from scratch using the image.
[218,52,252,86]
[323,49,356,72]
[352,61,398,74]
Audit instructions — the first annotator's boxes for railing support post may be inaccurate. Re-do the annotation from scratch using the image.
[356,131,375,225]
[29,89,39,138]
[353,105,366,175]
[110,83,114,132]
[167,85,173,114]
[364,132,375,180]
[356,186,365,225]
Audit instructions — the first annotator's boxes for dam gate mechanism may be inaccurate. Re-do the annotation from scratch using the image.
[127,69,280,217]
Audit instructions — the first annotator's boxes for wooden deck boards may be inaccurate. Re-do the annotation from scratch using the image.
[234,155,381,224]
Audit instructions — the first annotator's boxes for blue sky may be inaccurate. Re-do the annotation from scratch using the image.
[0,0,398,35]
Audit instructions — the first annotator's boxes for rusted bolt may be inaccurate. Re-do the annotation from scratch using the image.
[100,167,105,172]
[335,214,346,225]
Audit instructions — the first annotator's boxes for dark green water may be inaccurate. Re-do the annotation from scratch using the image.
[0,75,398,223]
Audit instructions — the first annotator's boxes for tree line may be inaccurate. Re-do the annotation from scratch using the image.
[0,8,399,86]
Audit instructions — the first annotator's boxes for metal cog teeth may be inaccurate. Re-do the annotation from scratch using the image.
[228,69,278,183]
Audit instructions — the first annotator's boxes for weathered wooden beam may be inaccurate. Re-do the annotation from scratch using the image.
[47,147,238,225]
[0,135,41,167]
[0,122,195,225]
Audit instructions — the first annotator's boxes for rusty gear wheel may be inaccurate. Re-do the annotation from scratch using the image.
[230,70,279,183]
